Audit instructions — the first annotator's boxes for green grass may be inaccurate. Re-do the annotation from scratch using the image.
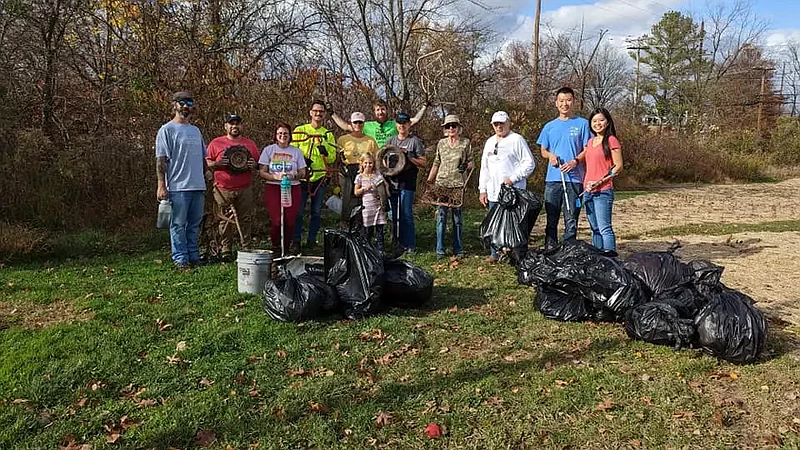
[2,209,800,449]
[622,219,800,240]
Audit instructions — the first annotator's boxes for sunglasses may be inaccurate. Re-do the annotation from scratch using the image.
[177,100,194,107]
[352,121,364,125]
[311,109,325,114]
[493,142,498,155]
[443,123,459,130]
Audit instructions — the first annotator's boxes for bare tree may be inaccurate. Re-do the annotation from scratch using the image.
[545,21,607,111]
[584,43,631,111]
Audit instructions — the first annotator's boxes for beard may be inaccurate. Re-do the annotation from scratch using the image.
[228,128,241,137]
[178,108,193,119]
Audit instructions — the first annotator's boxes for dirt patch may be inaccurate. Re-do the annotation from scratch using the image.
[614,178,800,236]
[0,300,94,330]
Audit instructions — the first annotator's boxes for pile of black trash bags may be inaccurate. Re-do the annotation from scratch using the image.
[263,229,434,322]
[517,240,767,364]
[479,184,543,263]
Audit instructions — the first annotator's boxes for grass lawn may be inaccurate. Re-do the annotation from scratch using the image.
[2,202,800,449]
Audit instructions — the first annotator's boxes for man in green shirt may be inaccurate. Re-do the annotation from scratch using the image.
[292,100,337,252]
[331,100,427,148]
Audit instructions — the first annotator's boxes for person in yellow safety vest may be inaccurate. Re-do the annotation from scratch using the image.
[292,100,337,254]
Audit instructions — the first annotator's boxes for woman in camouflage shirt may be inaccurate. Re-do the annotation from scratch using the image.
[426,115,473,259]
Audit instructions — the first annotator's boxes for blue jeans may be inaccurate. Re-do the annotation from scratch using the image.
[487,201,498,258]
[584,189,616,251]
[544,181,582,247]
[169,190,205,264]
[294,180,326,245]
[389,189,416,250]
[436,206,463,256]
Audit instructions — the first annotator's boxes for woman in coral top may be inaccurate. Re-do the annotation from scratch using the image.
[580,108,623,251]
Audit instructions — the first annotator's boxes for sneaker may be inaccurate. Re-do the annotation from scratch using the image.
[436,253,446,260]
[189,259,204,267]
[455,253,466,259]
[174,261,190,270]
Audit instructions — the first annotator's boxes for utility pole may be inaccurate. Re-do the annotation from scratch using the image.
[531,0,541,104]
[627,37,647,123]
[753,66,773,135]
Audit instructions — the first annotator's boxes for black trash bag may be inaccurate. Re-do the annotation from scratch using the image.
[304,263,325,278]
[689,259,724,286]
[651,283,707,318]
[623,251,695,295]
[624,302,697,349]
[519,240,649,322]
[694,284,767,364]
[535,282,591,322]
[382,258,433,308]
[324,229,386,320]
[479,184,543,255]
[548,240,650,321]
[348,205,365,236]
[263,273,338,322]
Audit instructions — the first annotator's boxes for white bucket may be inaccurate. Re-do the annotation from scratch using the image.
[237,250,272,294]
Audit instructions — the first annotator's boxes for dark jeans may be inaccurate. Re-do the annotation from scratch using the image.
[436,206,463,256]
[389,189,415,250]
[294,180,326,245]
[365,224,385,253]
[544,181,582,248]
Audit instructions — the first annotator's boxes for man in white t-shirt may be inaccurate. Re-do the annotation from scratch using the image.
[478,111,536,263]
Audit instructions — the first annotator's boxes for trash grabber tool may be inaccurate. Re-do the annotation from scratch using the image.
[559,159,571,214]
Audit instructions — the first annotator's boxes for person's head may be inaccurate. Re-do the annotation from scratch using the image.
[555,87,575,117]
[490,111,510,138]
[373,100,389,123]
[396,112,411,136]
[589,107,617,158]
[172,91,195,120]
[441,114,461,137]
[224,113,242,138]
[359,151,376,174]
[274,122,292,147]
[349,111,366,135]
[309,100,326,125]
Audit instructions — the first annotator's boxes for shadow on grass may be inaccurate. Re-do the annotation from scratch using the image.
[617,238,769,260]
[387,285,489,319]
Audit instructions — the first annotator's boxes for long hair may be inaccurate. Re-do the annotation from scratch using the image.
[589,108,617,159]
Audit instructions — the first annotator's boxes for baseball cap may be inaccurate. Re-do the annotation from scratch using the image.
[441,114,460,127]
[350,112,366,123]
[225,113,242,123]
[173,91,193,102]
[396,112,411,124]
[491,111,509,124]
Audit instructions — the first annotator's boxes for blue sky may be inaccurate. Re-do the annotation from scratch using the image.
[481,0,800,56]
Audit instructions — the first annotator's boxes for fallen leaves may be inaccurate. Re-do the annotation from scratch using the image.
[58,437,91,450]
[104,415,138,444]
[596,398,614,412]
[425,422,442,439]
[155,318,172,332]
[374,411,393,427]
[195,429,217,447]
[309,401,329,414]
[671,411,696,419]
[358,328,391,344]
[285,367,335,378]
[175,341,187,352]
[374,344,419,366]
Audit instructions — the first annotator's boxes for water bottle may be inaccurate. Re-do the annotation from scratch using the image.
[156,200,171,229]
[280,175,292,208]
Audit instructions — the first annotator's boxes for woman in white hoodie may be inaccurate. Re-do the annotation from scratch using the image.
[478,111,536,263]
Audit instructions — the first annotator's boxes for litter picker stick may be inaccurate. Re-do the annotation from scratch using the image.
[559,159,571,213]
[280,204,285,258]
[575,165,617,208]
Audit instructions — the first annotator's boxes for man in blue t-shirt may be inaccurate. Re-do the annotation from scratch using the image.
[537,87,591,250]
[156,91,207,269]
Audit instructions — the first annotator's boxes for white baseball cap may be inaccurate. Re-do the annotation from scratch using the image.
[350,111,366,123]
[491,111,509,124]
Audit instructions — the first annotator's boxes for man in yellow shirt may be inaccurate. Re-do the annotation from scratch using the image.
[292,100,337,252]
[336,111,379,228]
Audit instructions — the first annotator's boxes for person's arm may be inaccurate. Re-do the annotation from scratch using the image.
[353,176,365,196]
[324,131,337,163]
[407,139,427,168]
[610,137,623,175]
[410,104,427,126]
[330,111,350,132]
[478,142,489,207]
[427,142,441,183]
[509,138,536,184]
[155,128,169,200]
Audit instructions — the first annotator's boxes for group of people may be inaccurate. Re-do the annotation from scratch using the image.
[155,87,623,270]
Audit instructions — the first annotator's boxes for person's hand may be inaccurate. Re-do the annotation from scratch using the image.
[560,159,577,173]
[549,154,559,167]
[503,178,513,186]
[247,158,257,169]
[157,185,168,201]
[586,180,600,191]
[467,162,474,170]
[325,102,335,116]
[479,192,488,207]
[218,156,230,167]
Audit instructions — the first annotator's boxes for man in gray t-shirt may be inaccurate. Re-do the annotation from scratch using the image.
[156,91,207,269]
